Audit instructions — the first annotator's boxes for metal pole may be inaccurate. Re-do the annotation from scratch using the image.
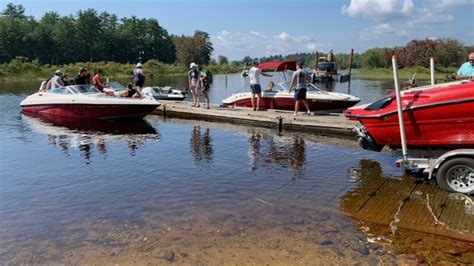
[430,57,435,85]
[392,55,408,160]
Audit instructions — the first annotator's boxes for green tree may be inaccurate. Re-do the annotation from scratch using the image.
[173,30,213,66]
[217,55,228,65]
[361,48,387,68]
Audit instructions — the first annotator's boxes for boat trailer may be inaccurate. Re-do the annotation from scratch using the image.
[391,56,473,195]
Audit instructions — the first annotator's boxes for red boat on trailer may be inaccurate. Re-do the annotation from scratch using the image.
[345,80,474,151]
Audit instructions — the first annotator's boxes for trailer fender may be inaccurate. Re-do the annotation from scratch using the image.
[429,149,474,179]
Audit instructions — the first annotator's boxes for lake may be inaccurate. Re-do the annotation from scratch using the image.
[0,75,472,264]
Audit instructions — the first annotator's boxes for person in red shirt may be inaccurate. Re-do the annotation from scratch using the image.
[92,69,114,96]
[92,70,105,92]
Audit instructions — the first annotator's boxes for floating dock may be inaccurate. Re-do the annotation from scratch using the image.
[153,101,357,139]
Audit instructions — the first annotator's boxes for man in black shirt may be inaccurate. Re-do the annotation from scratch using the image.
[75,67,91,85]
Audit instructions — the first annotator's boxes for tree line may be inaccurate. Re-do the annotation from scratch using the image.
[0,3,213,66]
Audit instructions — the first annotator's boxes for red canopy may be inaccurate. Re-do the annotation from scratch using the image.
[258,61,296,72]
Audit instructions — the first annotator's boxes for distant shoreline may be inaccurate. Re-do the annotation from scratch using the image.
[0,59,456,83]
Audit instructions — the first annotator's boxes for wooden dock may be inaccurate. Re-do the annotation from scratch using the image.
[152,101,357,139]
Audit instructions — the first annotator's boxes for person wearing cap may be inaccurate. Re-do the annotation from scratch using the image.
[248,60,272,111]
[456,52,474,80]
[290,61,311,115]
[133,63,146,94]
[49,70,65,92]
[188,62,201,107]
[75,67,91,85]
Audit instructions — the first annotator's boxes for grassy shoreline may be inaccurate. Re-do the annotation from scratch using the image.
[353,66,457,81]
[0,59,457,82]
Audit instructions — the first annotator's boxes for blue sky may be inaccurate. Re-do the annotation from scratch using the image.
[4,0,474,60]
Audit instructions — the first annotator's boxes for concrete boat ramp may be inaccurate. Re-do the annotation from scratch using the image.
[153,100,357,139]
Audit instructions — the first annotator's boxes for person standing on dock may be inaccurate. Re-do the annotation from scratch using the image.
[291,61,311,116]
[456,52,474,80]
[199,66,211,109]
[188,62,201,107]
[248,60,272,111]
[133,63,146,95]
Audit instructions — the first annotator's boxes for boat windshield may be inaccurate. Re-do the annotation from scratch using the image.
[62,85,101,95]
[275,81,322,92]
[107,82,127,91]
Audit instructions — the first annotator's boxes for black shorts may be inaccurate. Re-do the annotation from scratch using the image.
[250,84,261,94]
[134,79,145,87]
[294,88,307,100]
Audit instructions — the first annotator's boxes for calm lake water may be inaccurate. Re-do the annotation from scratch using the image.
[0,76,472,264]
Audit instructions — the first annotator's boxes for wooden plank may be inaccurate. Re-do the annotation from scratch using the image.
[341,172,474,242]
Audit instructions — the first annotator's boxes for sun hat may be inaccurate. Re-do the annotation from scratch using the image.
[136,63,143,68]
[189,62,198,68]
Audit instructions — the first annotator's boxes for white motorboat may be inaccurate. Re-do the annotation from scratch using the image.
[20,84,160,120]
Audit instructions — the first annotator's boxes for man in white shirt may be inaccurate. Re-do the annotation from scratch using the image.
[248,60,272,111]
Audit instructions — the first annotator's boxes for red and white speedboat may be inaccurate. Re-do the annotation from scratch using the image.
[222,61,360,111]
[222,80,360,111]
[20,84,160,120]
[345,80,474,151]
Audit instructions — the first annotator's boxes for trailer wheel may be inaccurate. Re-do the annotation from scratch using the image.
[436,157,474,194]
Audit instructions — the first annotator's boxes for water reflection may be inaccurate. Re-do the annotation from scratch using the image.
[189,126,213,165]
[248,132,306,179]
[342,159,474,241]
[23,115,160,160]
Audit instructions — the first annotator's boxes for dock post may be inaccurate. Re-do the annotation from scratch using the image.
[430,57,435,85]
[278,116,283,133]
[225,75,228,88]
[163,105,167,119]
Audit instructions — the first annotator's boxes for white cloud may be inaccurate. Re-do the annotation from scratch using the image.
[342,0,415,21]
[361,23,409,40]
[211,31,332,60]
[424,0,474,10]
[342,0,473,40]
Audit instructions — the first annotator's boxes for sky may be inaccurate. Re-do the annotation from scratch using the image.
[3,0,474,60]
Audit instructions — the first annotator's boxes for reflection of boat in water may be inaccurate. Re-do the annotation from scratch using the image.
[142,86,187,101]
[345,80,474,151]
[226,61,359,111]
[23,115,159,158]
[25,114,158,135]
[342,159,474,243]
[20,84,160,120]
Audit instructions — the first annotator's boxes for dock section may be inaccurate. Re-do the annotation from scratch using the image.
[153,101,357,139]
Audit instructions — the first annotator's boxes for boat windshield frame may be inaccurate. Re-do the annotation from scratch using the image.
[61,84,102,95]
[106,81,127,91]
[275,80,322,93]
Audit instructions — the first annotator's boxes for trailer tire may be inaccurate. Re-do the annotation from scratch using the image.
[436,157,474,194]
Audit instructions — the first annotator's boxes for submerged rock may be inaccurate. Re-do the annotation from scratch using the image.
[165,251,176,262]
[320,240,334,246]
